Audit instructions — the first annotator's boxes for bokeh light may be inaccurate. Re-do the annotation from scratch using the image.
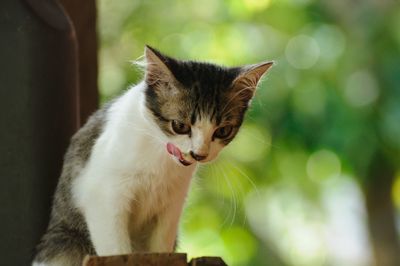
[344,70,379,108]
[285,35,320,69]
[313,24,346,67]
[307,150,341,182]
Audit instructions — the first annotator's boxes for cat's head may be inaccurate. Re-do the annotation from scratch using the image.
[143,45,273,166]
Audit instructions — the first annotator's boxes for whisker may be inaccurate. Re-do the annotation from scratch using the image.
[238,130,269,146]
[221,161,248,226]
[225,160,260,199]
[220,163,237,227]
[225,161,249,226]
[213,162,233,228]
[212,162,227,216]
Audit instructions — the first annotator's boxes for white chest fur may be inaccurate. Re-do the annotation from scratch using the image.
[72,83,196,255]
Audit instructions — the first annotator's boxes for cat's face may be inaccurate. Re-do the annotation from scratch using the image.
[143,46,272,166]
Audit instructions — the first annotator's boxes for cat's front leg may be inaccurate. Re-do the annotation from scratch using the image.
[74,174,132,256]
[149,211,179,252]
[148,209,181,252]
[84,202,132,255]
[148,182,191,252]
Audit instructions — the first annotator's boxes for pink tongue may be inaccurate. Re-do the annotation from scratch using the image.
[167,143,183,160]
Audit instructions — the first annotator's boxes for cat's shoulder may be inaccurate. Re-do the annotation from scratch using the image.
[74,104,110,140]
[67,102,113,163]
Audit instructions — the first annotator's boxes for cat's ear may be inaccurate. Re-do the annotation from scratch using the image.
[144,45,175,86]
[232,61,274,103]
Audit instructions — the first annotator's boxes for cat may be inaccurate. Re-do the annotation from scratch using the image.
[32,45,273,266]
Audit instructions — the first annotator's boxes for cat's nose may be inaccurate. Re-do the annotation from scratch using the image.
[190,151,207,161]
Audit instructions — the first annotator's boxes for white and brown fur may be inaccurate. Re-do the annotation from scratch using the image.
[32,46,273,265]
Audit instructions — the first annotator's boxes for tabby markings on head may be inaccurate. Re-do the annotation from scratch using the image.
[143,45,273,165]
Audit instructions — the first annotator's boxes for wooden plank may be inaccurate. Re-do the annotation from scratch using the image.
[83,253,228,266]
[83,253,187,266]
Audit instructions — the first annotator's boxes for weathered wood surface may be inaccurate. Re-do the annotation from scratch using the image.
[83,253,227,266]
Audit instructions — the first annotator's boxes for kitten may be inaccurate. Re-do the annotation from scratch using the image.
[32,46,273,266]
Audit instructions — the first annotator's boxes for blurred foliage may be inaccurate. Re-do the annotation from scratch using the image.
[98,0,400,265]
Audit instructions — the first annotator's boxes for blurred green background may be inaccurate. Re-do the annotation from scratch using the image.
[97,0,400,265]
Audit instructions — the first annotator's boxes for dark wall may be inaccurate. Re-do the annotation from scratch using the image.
[0,0,97,264]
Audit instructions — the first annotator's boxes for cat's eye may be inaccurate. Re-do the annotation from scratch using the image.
[171,120,191,135]
[214,125,233,139]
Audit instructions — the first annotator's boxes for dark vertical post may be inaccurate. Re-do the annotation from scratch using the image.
[60,0,99,124]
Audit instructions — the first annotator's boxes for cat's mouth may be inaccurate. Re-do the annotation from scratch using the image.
[166,143,193,166]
